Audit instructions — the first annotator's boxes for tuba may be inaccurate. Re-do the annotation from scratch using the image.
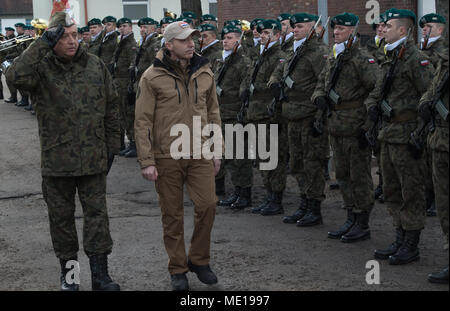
[241,20,251,32]
[31,18,49,36]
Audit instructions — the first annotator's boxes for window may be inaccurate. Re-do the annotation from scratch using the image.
[123,0,150,22]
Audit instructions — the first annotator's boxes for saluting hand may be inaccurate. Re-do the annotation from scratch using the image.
[42,24,65,49]
[142,166,158,181]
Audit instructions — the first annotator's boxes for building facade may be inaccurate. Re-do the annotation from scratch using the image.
[0,0,33,36]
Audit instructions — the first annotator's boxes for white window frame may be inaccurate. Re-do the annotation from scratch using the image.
[122,0,150,22]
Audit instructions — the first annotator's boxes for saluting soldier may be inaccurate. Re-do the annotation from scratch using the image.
[215,25,253,209]
[418,51,449,284]
[277,13,294,53]
[241,19,289,216]
[87,18,104,56]
[112,18,138,158]
[312,13,378,242]
[269,13,329,227]
[99,16,119,73]
[365,9,435,265]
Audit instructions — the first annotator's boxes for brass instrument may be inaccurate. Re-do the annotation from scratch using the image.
[241,20,251,32]
[0,19,47,53]
[163,9,177,20]
[31,18,49,36]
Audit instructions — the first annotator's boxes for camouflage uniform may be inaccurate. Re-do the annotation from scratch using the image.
[6,38,120,259]
[364,36,386,64]
[270,38,329,201]
[98,30,119,71]
[88,30,104,56]
[313,41,377,214]
[421,36,448,68]
[280,33,294,54]
[112,33,137,142]
[365,39,435,231]
[201,40,222,72]
[136,33,160,84]
[419,53,449,247]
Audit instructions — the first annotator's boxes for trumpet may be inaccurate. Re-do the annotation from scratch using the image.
[0,35,35,52]
[31,18,48,36]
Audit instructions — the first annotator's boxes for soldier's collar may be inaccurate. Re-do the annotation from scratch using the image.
[260,40,277,55]
[384,36,407,53]
[293,37,306,52]
[201,39,220,52]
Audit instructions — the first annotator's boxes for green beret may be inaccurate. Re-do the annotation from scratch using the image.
[384,8,416,24]
[88,18,102,26]
[419,13,446,28]
[138,17,158,27]
[221,25,242,39]
[117,18,132,27]
[181,11,197,19]
[250,18,264,30]
[102,16,117,24]
[14,23,25,28]
[200,14,217,23]
[290,13,319,27]
[24,25,34,31]
[199,23,217,32]
[277,13,291,22]
[224,20,242,27]
[371,14,386,30]
[160,17,175,25]
[257,19,282,33]
[77,27,82,34]
[48,11,75,28]
[81,26,90,33]
[331,12,359,28]
[176,17,193,24]
[5,27,15,31]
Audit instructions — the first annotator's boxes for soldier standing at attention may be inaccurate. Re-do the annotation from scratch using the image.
[6,11,121,291]
[87,18,104,56]
[240,19,289,216]
[312,13,378,242]
[199,24,222,71]
[113,18,137,158]
[135,17,160,85]
[269,13,329,226]
[160,17,176,48]
[366,9,435,265]
[99,16,119,73]
[216,25,253,210]
[135,21,221,291]
[277,13,294,53]
[81,26,91,45]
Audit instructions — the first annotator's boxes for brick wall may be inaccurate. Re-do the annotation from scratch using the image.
[218,0,418,43]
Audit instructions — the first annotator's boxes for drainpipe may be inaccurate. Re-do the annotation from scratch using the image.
[84,0,88,25]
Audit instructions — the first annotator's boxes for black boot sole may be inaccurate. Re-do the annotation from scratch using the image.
[283,217,302,224]
[261,210,284,216]
[388,254,420,265]
[296,219,323,227]
[374,252,394,260]
[341,232,371,243]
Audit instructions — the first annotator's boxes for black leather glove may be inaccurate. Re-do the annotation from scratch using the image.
[357,128,369,149]
[418,101,433,123]
[41,24,65,49]
[240,89,250,103]
[408,142,423,160]
[128,67,136,84]
[315,96,329,111]
[270,83,282,100]
[311,119,323,137]
[106,153,115,175]
[367,105,380,123]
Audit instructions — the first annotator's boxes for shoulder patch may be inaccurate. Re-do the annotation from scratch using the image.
[368,58,376,64]
[420,60,430,66]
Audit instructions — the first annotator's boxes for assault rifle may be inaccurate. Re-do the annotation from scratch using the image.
[365,28,411,147]
[267,16,322,117]
[421,25,432,50]
[237,26,274,124]
[313,19,359,134]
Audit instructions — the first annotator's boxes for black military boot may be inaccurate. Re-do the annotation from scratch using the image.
[16,96,29,107]
[231,187,252,210]
[59,257,79,291]
[89,254,120,291]
[329,182,340,190]
[426,190,436,217]
[328,209,355,239]
[388,230,421,265]
[0,89,4,100]
[251,191,272,214]
[374,227,405,259]
[5,93,17,104]
[428,267,449,284]
[171,273,189,291]
[341,212,371,243]
[296,199,322,227]
[124,141,137,158]
[283,194,308,224]
[188,260,218,285]
[219,186,240,206]
[215,177,225,196]
[261,192,284,216]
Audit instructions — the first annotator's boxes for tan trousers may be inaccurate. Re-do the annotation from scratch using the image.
[154,158,217,275]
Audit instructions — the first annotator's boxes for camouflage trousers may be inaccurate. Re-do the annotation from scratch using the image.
[431,149,449,247]
[381,143,426,230]
[254,119,288,193]
[288,117,329,201]
[330,135,374,213]
[42,174,113,260]
[216,121,253,188]
[114,78,135,141]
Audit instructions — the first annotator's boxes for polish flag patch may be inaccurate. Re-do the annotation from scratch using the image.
[368,58,376,64]
[323,54,329,59]
[420,60,430,66]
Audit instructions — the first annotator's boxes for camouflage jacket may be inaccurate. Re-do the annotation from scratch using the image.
[270,38,329,121]
[201,40,222,72]
[88,30,104,56]
[365,39,435,144]
[112,32,137,79]
[136,33,160,82]
[420,36,449,68]
[244,41,286,122]
[99,30,119,68]
[280,33,294,54]
[241,31,256,59]
[363,36,386,64]
[214,47,251,121]
[6,39,120,176]
[312,41,379,137]
[420,52,449,153]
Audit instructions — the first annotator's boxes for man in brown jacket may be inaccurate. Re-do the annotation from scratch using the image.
[135,21,222,291]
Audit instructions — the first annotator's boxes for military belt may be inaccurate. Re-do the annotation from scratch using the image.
[333,100,363,111]
[383,110,417,123]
